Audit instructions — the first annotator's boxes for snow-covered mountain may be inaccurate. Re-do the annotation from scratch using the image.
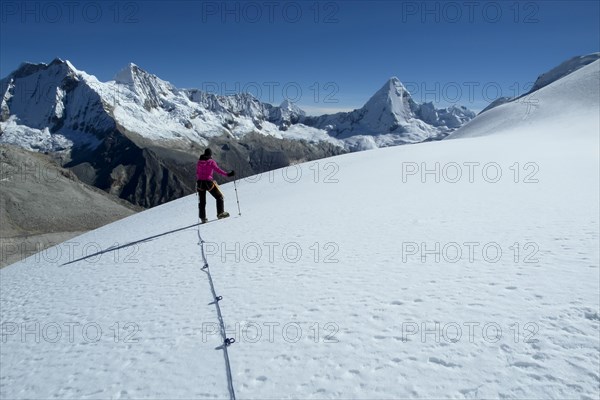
[0,59,111,151]
[0,59,475,206]
[304,77,475,149]
[0,60,345,207]
[1,58,598,399]
[0,59,473,153]
[0,60,297,152]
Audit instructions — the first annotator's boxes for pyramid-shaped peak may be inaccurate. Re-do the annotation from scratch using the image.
[363,77,412,109]
[384,76,408,93]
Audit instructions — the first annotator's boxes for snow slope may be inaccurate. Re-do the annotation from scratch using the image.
[1,61,598,399]
[448,60,600,140]
[478,52,600,115]
[528,53,600,94]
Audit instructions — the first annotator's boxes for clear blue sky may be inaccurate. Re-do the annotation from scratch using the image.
[1,0,598,113]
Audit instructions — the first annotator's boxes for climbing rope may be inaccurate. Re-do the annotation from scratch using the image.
[196,194,237,400]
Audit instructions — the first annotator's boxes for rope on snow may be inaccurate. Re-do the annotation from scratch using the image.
[196,193,237,400]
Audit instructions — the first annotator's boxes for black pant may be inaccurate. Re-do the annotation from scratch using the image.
[197,180,224,219]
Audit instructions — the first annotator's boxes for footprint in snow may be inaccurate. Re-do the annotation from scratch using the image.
[584,311,599,321]
[511,361,543,369]
[500,344,511,353]
[428,357,461,368]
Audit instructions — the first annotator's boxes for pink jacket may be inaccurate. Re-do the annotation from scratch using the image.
[197,158,228,180]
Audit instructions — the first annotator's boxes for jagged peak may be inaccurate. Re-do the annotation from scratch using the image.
[8,62,47,79]
[279,99,306,117]
[115,63,137,83]
[6,58,78,81]
[48,58,79,73]
[114,62,162,86]
[280,99,294,108]
[235,91,259,100]
[49,57,66,66]
[114,62,173,89]
[280,99,303,110]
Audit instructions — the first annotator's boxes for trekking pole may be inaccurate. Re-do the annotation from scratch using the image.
[195,187,201,224]
[233,178,242,216]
